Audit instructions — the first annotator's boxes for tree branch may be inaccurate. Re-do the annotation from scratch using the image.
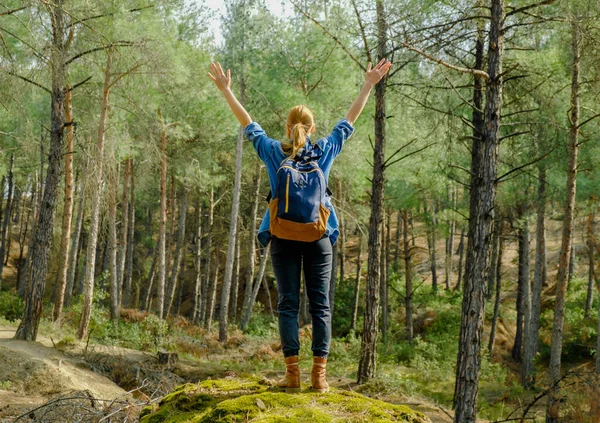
[351,0,372,63]
[0,6,27,16]
[68,76,93,92]
[496,146,556,183]
[506,0,556,17]
[577,113,600,129]
[289,0,366,71]
[65,41,135,66]
[386,142,437,169]
[4,70,51,94]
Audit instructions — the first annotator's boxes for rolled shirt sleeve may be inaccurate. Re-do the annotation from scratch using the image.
[244,122,277,163]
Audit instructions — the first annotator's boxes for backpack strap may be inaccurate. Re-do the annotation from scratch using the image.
[266,186,332,203]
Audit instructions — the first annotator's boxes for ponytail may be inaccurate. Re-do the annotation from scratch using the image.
[284,105,315,158]
[290,123,307,158]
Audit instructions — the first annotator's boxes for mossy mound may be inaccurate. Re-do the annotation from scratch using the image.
[140,376,430,423]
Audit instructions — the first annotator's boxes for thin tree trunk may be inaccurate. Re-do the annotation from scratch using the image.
[513,207,530,364]
[124,161,135,308]
[193,202,203,323]
[425,202,438,295]
[262,273,274,321]
[455,226,466,291]
[487,214,501,300]
[357,0,387,384]
[16,180,34,288]
[166,187,188,316]
[403,210,414,343]
[394,212,401,272]
[202,187,214,326]
[65,187,84,306]
[206,250,219,331]
[240,165,261,328]
[547,20,581,423]
[585,212,596,317]
[525,164,547,388]
[445,186,456,290]
[0,154,14,286]
[157,111,169,319]
[76,52,113,340]
[15,1,66,340]
[52,86,75,323]
[453,2,503,420]
[108,165,120,321]
[488,219,504,355]
[240,244,271,330]
[351,232,363,333]
[117,160,130,308]
[230,217,242,322]
[140,245,158,312]
[380,215,388,342]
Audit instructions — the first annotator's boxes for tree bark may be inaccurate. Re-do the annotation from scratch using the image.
[455,226,466,291]
[394,212,401,272]
[117,160,130,308]
[357,0,387,384]
[513,207,530,363]
[77,52,113,340]
[584,212,596,317]
[445,186,456,290]
[219,82,246,342]
[108,166,120,321]
[166,187,188,316]
[193,202,203,323]
[157,112,169,319]
[123,160,135,308]
[206,250,219,331]
[229,216,241,321]
[140,244,158,312]
[403,210,414,343]
[350,232,363,333]
[547,20,581,423]
[487,214,501,300]
[15,1,66,340]
[52,85,75,323]
[201,187,214,326]
[262,273,274,321]
[524,163,547,387]
[380,215,389,342]
[425,202,438,295]
[65,185,84,306]
[240,164,261,328]
[488,218,504,355]
[0,154,14,286]
[453,1,503,420]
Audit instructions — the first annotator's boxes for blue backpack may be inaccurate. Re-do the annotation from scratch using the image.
[268,152,331,242]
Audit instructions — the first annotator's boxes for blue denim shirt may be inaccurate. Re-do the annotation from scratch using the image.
[244,119,355,247]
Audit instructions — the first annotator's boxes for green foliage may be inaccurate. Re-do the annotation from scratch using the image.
[0,292,23,323]
[245,302,277,337]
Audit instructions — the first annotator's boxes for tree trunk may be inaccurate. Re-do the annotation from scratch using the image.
[403,210,414,343]
[262,273,274,321]
[357,0,387,383]
[108,166,120,321]
[117,160,130,308]
[166,187,188,316]
[513,207,530,363]
[568,237,575,286]
[240,164,261,328]
[140,245,158,312]
[240,244,271,330]
[123,160,135,308]
[488,218,504,354]
[201,187,214,326]
[157,113,169,319]
[425,202,438,295]
[525,163,547,387]
[193,202,203,323]
[453,1,503,420]
[229,216,241,321]
[219,78,246,342]
[521,210,533,386]
[0,154,14,286]
[380,215,388,342]
[547,20,581,423]
[584,212,596,317]
[76,52,113,340]
[487,214,501,300]
[15,1,66,340]
[455,226,466,291]
[52,86,75,323]
[445,186,456,290]
[394,212,401,272]
[350,232,363,333]
[206,250,219,331]
[65,186,84,306]
[16,179,35,289]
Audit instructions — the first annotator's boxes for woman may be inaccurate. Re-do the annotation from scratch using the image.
[208,58,391,392]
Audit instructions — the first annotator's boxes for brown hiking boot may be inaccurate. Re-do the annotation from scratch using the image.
[277,355,301,393]
[311,356,329,392]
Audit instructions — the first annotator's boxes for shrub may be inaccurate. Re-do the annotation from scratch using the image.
[0,292,23,322]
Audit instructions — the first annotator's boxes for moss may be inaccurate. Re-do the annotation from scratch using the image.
[140,377,431,423]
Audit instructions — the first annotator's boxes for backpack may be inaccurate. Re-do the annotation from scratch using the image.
[268,154,331,242]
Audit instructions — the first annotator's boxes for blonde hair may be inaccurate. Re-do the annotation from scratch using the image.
[283,105,314,158]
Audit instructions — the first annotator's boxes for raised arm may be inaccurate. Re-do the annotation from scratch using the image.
[344,58,392,126]
[208,62,252,127]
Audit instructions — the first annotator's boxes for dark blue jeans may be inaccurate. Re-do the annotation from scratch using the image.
[270,236,332,358]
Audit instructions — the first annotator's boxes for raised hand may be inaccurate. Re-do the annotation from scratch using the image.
[365,58,392,86]
[208,62,231,92]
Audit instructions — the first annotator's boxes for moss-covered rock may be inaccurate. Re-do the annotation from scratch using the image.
[140,376,431,423]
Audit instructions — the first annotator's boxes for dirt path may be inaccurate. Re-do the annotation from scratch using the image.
[0,325,126,421]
